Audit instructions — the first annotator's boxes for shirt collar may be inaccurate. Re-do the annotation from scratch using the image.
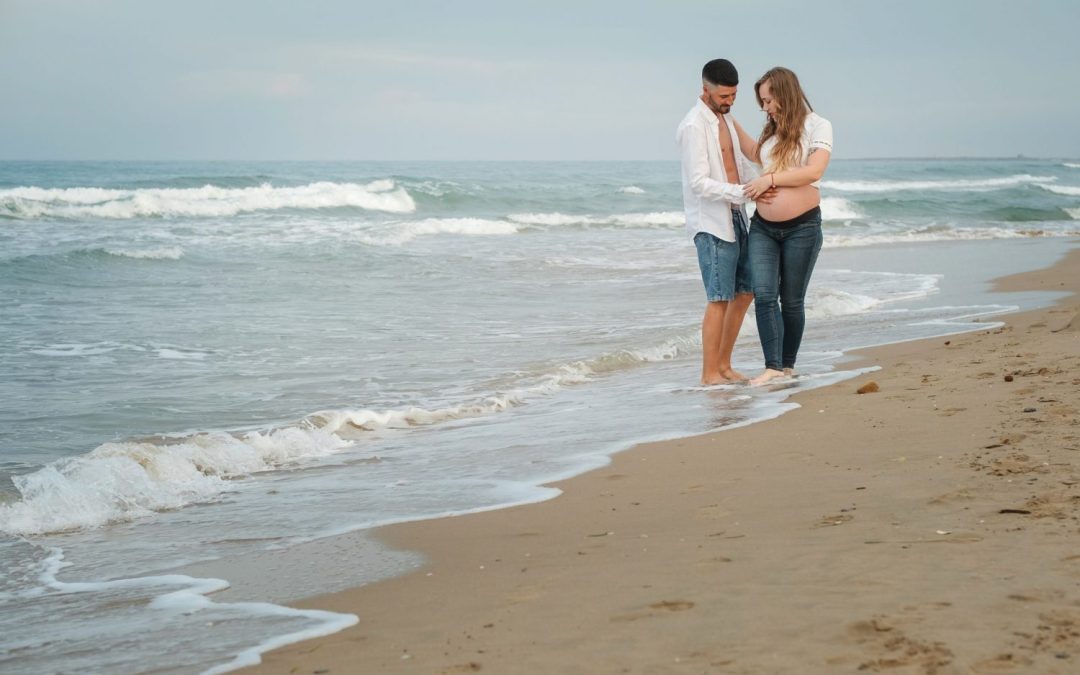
[696,98,723,126]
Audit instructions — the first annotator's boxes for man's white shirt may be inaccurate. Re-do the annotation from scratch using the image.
[677,98,759,242]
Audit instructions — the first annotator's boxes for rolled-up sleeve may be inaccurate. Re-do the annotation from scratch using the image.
[809,116,833,153]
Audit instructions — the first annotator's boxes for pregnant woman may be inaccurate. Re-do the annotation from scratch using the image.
[737,67,833,386]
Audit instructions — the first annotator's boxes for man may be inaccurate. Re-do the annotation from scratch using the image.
[677,58,762,385]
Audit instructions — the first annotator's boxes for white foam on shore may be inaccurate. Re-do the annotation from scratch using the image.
[0,180,416,219]
[807,288,885,317]
[821,174,1056,193]
[0,428,353,535]
[0,331,701,536]
[28,548,358,675]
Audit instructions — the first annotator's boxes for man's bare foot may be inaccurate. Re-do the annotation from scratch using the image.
[749,368,787,386]
[700,373,732,386]
[720,367,748,383]
[783,368,795,377]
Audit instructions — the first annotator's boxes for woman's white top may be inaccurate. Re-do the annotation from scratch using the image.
[758,111,833,188]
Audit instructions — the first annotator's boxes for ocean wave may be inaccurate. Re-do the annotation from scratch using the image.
[1066,208,1080,220]
[507,211,684,228]
[27,341,212,360]
[0,180,416,220]
[1063,163,1080,169]
[618,186,646,194]
[820,197,861,220]
[821,174,1056,193]
[0,332,700,536]
[0,427,353,535]
[356,217,519,246]
[1037,184,1080,196]
[807,288,884,317]
[823,225,1077,248]
[103,247,184,260]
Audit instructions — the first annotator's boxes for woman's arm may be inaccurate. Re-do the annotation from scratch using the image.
[732,117,761,165]
[742,149,831,199]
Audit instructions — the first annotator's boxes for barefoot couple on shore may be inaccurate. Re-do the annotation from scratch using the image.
[678,58,832,387]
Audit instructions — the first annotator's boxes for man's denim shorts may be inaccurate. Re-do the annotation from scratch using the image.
[693,209,752,302]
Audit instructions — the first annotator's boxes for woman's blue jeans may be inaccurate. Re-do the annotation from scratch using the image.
[748,215,823,371]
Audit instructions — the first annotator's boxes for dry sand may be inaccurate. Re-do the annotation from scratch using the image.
[245,246,1079,675]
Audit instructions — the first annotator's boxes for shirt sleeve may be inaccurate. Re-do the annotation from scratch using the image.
[677,123,747,205]
[808,116,833,153]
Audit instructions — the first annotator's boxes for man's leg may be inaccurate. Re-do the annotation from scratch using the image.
[718,212,754,381]
[701,300,729,385]
[718,291,753,381]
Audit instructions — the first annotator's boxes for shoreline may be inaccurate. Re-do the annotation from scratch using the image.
[244,245,1079,674]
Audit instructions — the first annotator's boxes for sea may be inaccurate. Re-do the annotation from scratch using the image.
[1,159,1078,673]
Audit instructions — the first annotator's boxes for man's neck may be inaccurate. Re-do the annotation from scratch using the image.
[700,95,725,120]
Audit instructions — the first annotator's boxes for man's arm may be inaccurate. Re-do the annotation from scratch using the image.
[678,124,747,204]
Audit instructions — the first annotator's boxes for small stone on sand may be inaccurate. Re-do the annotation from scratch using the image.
[857,382,880,395]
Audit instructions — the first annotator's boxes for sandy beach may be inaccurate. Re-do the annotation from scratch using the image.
[245,245,1079,675]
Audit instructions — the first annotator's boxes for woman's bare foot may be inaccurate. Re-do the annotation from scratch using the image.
[749,368,787,386]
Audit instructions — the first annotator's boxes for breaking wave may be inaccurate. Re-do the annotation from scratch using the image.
[821,174,1057,193]
[0,180,416,219]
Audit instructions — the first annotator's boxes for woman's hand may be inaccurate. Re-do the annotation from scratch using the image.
[743,174,773,200]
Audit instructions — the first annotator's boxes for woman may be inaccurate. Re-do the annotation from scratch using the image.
[736,67,832,386]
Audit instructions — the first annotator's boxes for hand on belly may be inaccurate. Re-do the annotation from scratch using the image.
[755,186,820,222]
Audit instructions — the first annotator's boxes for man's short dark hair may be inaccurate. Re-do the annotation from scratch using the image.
[702,59,738,87]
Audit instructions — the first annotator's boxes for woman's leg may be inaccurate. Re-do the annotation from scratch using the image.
[777,222,823,370]
[748,222,783,372]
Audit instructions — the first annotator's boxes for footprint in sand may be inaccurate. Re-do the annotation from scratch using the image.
[841,613,955,673]
[814,513,854,528]
[610,600,695,622]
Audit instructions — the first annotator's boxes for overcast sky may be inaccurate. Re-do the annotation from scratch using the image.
[2,0,1078,160]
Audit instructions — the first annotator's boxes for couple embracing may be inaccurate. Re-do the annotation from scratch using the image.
[677,58,833,387]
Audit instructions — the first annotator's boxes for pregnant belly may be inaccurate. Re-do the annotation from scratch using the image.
[755,185,820,222]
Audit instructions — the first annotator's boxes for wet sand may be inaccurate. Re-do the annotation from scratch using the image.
[245,245,1079,675]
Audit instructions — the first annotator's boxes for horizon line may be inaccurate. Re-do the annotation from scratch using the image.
[0,155,1076,163]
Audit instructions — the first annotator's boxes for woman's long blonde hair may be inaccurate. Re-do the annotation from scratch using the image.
[756,67,813,174]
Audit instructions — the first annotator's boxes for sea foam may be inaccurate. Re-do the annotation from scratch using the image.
[507,211,683,228]
[0,180,416,219]
[356,217,519,246]
[104,247,185,260]
[0,428,352,535]
[1038,184,1080,196]
[820,197,861,220]
[0,332,701,536]
[821,174,1056,193]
